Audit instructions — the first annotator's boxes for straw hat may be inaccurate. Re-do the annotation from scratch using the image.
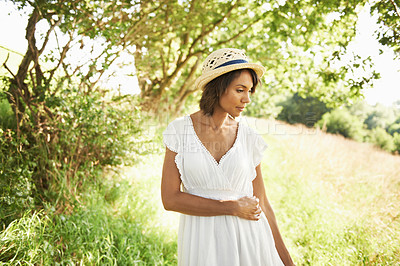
[194,48,265,90]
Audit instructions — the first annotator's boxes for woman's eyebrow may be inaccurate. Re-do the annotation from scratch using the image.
[235,84,250,88]
[235,84,253,89]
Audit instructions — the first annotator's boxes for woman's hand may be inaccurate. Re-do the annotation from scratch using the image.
[233,196,262,220]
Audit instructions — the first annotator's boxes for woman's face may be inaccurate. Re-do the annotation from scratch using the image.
[217,70,253,117]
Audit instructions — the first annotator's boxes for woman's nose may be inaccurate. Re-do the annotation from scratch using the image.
[242,92,251,103]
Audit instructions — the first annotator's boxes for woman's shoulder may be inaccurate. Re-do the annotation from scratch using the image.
[166,115,186,126]
[163,116,190,152]
[239,117,268,156]
[239,117,258,136]
[164,115,190,133]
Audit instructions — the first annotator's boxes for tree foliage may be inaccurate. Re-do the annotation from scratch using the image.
[363,103,397,130]
[315,100,400,154]
[366,127,396,152]
[371,0,400,55]
[317,108,366,142]
[277,92,331,127]
[134,0,382,114]
[4,0,399,119]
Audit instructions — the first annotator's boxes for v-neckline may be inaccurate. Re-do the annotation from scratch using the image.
[187,115,241,166]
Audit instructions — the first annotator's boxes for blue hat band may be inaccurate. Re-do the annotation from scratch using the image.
[214,59,249,70]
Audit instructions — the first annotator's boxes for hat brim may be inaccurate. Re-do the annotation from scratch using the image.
[195,63,265,90]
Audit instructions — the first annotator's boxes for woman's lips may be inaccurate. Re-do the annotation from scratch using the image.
[236,107,245,112]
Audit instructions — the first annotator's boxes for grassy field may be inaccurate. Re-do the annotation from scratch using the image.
[1,117,399,265]
[247,117,400,265]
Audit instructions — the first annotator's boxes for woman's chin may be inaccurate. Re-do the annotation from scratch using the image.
[229,111,240,118]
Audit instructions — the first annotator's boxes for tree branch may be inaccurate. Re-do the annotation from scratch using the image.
[47,31,73,82]
[39,19,61,54]
[188,1,238,53]
[16,7,40,83]
[389,0,400,18]
[214,16,263,47]
[2,54,16,79]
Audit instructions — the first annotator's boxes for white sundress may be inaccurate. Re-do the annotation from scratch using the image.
[163,115,284,266]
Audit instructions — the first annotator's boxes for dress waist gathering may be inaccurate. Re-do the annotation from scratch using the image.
[184,187,251,201]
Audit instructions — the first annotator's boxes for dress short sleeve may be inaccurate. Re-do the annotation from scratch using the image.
[163,121,179,153]
[252,133,268,167]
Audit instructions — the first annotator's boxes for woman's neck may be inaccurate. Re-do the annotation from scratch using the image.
[203,109,235,130]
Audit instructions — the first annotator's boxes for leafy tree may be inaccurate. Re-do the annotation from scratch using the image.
[133,0,385,115]
[4,0,160,131]
[346,100,373,121]
[6,0,398,118]
[1,0,148,217]
[5,0,400,119]
[363,103,397,130]
[371,0,400,55]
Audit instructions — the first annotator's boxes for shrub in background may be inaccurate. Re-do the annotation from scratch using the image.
[363,104,397,130]
[393,132,400,153]
[365,127,395,152]
[388,122,400,136]
[346,100,373,122]
[277,93,331,127]
[0,129,36,227]
[316,108,366,142]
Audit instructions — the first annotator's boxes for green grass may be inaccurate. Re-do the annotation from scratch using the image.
[0,154,177,265]
[258,118,400,265]
[1,117,399,265]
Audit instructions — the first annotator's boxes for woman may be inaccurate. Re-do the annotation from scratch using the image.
[161,48,294,265]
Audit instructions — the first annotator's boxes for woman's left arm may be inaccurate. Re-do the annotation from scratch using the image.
[253,164,295,266]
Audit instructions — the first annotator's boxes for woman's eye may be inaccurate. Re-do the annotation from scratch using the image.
[237,89,244,93]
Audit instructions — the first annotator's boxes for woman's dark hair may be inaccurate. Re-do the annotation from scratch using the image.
[199,68,260,116]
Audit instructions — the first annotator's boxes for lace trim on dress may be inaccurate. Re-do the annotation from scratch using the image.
[174,152,191,190]
[187,115,241,167]
[164,141,178,153]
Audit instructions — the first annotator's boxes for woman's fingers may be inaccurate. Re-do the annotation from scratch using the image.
[236,196,262,220]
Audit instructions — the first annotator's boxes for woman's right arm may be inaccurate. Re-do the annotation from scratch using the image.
[161,148,261,220]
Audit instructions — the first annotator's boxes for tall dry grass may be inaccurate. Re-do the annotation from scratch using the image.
[245,117,400,264]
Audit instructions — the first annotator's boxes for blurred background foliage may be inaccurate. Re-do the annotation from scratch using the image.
[1,0,400,264]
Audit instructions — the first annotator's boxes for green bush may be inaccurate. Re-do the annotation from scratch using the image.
[0,129,36,227]
[363,104,397,130]
[277,93,330,127]
[316,108,366,142]
[388,123,400,136]
[365,127,395,152]
[0,96,16,130]
[393,132,400,153]
[0,85,146,227]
